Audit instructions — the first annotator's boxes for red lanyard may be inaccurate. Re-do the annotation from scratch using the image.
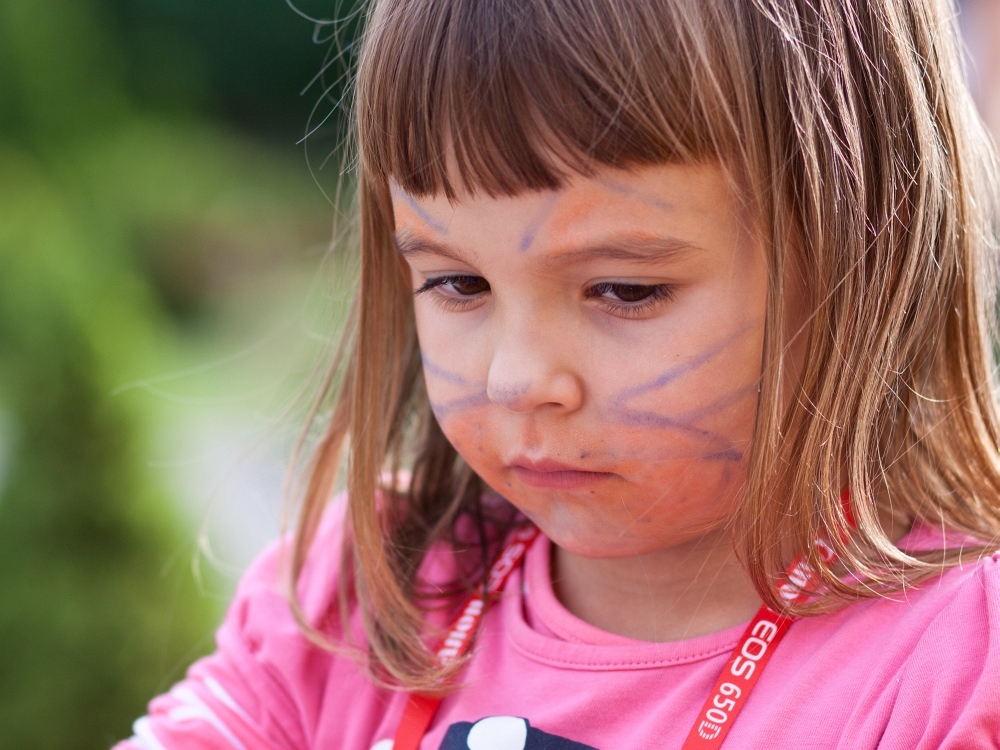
[392,524,540,750]
[392,493,852,750]
[679,533,840,748]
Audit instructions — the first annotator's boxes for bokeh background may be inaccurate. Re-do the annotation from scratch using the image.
[0,1,360,747]
[0,1,998,748]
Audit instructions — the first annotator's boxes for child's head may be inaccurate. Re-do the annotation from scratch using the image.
[392,162,773,561]
[295,0,1000,687]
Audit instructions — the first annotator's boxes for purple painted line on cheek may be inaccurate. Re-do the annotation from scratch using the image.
[701,448,744,462]
[429,391,491,420]
[421,353,472,386]
[487,382,531,409]
[616,383,757,434]
[610,389,752,461]
[420,352,495,419]
[391,183,449,235]
[606,344,760,463]
[614,324,757,403]
[610,407,741,460]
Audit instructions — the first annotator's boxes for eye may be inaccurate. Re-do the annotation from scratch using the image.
[414,274,491,311]
[585,281,673,318]
[592,283,656,302]
[416,275,490,296]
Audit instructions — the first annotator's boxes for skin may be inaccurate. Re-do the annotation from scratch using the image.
[394,162,796,642]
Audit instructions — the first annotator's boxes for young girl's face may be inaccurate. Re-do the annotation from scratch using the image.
[394,163,779,559]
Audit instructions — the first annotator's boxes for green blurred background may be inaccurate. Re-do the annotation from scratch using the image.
[1,1,999,748]
[0,1,360,746]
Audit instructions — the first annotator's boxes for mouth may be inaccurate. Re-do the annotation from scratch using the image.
[507,457,616,490]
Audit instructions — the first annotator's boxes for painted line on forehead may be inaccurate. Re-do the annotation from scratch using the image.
[421,353,473,386]
[612,322,759,404]
[596,176,674,213]
[390,183,449,235]
[518,193,561,253]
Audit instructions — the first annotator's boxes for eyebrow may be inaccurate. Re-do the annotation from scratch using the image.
[540,236,700,269]
[395,231,470,263]
[394,231,701,267]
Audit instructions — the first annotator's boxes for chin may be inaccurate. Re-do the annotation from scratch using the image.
[520,506,658,558]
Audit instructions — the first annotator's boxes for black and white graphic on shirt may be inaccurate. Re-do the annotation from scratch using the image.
[437,715,598,750]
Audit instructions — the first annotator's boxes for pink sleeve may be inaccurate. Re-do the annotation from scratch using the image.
[114,506,350,750]
[877,552,1000,748]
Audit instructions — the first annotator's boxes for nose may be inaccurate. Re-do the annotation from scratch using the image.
[485,317,584,414]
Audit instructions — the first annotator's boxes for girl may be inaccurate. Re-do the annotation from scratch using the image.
[118,0,1000,748]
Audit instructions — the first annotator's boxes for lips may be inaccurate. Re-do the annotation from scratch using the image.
[508,457,614,490]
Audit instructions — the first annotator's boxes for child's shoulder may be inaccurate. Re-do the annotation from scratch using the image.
[820,521,1000,639]
[728,528,1000,747]
[894,521,1000,617]
[221,494,472,657]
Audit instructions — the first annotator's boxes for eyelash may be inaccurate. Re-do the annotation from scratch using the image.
[585,282,674,318]
[415,275,490,311]
[415,275,674,317]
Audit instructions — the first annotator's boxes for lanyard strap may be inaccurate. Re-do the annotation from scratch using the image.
[392,524,540,750]
[680,538,838,748]
[393,490,852,750]
[684,485,853,748]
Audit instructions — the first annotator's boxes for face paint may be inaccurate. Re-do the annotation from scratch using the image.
[597,175,675,212]
[390,182,451,235]
[422,353,490,419]
[517,194,561,253]
[603,324,761,462]
[395,162,781,559]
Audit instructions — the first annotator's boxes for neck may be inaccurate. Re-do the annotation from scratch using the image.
[550,529,761,642]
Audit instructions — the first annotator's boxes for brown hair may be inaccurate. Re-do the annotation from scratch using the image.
[290,0,1000,692]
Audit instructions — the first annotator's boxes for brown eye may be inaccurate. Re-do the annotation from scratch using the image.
[450,276,490,295]
[588,282,659,302]
[585,281,674,318]
[609,284,655,302]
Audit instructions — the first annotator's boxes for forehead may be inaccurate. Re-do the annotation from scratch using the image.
[391,162,741,256]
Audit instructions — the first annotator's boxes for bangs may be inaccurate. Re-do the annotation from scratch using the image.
[356,0,746,198]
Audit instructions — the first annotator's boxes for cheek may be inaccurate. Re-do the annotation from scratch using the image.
[415,311,495,459]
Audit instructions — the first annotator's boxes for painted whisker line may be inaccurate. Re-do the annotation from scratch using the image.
[611,406,723,438]
[637,444,744,463]
[517,194,560,253]
[390,183,449,235]
[420,354,491,418]
[429,391,491,419]
[614,322,758,402]
[619,383,758,428]
[606,384,756,461]
[421,353,473,386]
[488,382,532,409]
[700,447,744,462]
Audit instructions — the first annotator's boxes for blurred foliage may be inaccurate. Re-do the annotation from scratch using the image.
[108,0,366,142]
[0,0,350,746]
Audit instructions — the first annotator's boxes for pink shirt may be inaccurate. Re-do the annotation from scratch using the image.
[116,507,1000,749]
